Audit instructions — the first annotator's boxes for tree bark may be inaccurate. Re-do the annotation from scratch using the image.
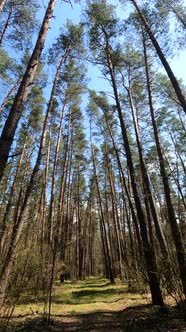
[0,103,50,307]
[170,4,186,29]
[47,103,66,244]
[143,30,186,298]
[0,41,72,306]
[0,77,22,113]
[130,0,186,114]
[0,0,56,183]
[90,121,115,284]
[0,135,28,254]
[103,27,164,305]
[91,96,143,257]
[0,3,13,45]
[126,82,169,257]
[105,145,123,279]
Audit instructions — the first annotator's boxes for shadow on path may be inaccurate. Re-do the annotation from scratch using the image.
[1,304,185,332]
[1,278,186,331]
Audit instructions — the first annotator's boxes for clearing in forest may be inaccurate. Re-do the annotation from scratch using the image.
[0,277,186,331]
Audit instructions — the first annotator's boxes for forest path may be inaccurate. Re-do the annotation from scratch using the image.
[0,277,186,331]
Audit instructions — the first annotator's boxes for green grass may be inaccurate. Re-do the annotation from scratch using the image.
[12,276,147,317]
[1,277,184,332]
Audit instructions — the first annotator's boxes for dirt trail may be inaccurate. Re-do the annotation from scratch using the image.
[1,302,186,331]
[1,278,186,331]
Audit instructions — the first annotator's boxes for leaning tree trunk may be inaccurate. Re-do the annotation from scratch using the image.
[0,135,28,254]
[130,0,186,114]
[143,30,186,298]
[167,126,186,176]
[170,5,186,29]
[0,106,50,308]
[0,3,13,46]
[0,76,22,113]
[0,0,56,183]
[0,41,72,307]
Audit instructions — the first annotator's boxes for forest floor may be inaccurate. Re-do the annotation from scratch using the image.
[0,277,186,331]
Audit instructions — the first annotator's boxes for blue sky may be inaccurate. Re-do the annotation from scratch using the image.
[39,0,186,88]
[38,0,186,141]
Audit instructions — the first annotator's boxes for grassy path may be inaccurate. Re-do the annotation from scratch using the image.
[0,277,186,331]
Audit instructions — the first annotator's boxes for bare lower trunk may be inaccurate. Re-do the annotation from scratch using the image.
[127,84,169,257]
[0,107,50,307]
[0,79,52,307]
[48,103,66,243]
[103,28,164,305]
[90,122,115,284]
[105,146,123,279]
[143,31,186,298]
[92,96,143,257]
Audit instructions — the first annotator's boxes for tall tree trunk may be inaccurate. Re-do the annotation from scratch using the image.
[170,5,186,29]
[57,114,71,244]
[0,135,28,254]
[130,0,186,114]
[167,126,186,176]
[42,127,52,243]
[0,0,56,182]
[0,3,13,45]
[91,96,143,257]
[60,123,73,263]
[0,102,50,307]
[126,82,169,257]
[48,103,66,243]
[105,146,123,279]
[75,161,83,280]
[165,156,186,212]
[0,136,33,258]
[90,122,115,284]
[103,27,164,305]
[81,193,91,278]
[0,44,72,304]
[0,77,22,113]
[143,30,186,298]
